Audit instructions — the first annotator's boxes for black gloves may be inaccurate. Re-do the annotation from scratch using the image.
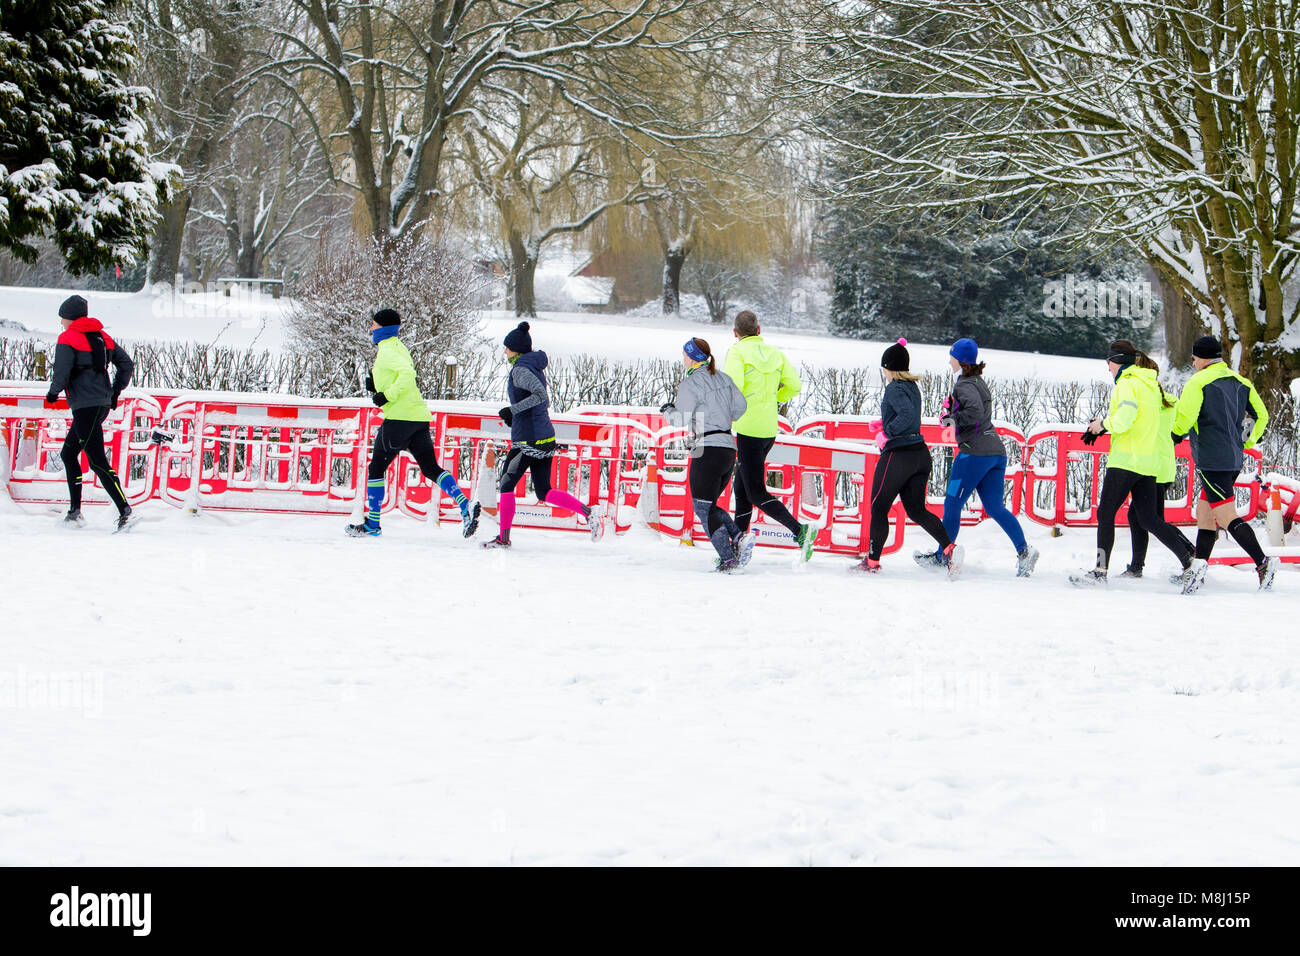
[1171,432,1187,445]
[499,407,513,426]
[364,373,375,392]
[371,392,387,407]
[1081,428,1107,446]
[44,391,58,404]
[110,389,121,410]
[659,402,675,416]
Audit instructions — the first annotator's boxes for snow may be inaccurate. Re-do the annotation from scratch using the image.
[0,285,1110,384]
[0,507,1296,865]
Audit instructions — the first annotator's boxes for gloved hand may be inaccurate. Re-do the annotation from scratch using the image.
[110,389,121,410]
[659,402,675,416]
[1081,428,1107,446]
[364,373,375,392]
[371,392,387,407]
[1171,432,1187,445]
[940,394,952,414]
[499,407,513,426]
[44,391,58,404]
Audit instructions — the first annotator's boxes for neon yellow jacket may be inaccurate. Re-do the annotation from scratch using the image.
[372,336,431,423]
[1172,361,1268,471]
[723,335,801,438]
[1154,394,1177,485]
[1102,365,1162,477]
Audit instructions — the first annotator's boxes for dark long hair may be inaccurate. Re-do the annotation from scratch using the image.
[691,337,717,374]
[959,361,985,377]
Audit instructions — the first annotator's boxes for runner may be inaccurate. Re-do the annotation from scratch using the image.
[482,322,604,549]
[723,310,817,562]
[661,337,749,571]
[45,295,137,531]
[1172,335,1275,592]
[345,309,480,538]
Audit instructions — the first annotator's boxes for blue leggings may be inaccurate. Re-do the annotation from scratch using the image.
[941,454,1026,552]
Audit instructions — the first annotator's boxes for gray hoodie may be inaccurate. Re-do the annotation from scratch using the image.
[942,374,1005,457]
[664,365,747,449]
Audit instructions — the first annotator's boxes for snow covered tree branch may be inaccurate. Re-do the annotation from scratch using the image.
[795,0,1300,393]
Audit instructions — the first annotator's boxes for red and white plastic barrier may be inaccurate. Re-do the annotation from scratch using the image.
[1,383,1296,566]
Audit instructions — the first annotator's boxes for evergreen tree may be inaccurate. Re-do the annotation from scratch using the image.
[0,1,174,274]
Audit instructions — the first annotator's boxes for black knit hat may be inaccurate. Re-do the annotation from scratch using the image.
[503,321,532,353]
[59,294,88,320]
[373,308,401,327]
[1192,335,1223,359]
[880,337,910,371]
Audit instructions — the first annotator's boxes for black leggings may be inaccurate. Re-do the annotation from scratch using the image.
[1098,469,1190,570]
[1128,480,1168,571]
[61,406,128,513]
[733,434,801,536]
[868,443,949,560]
[689,445,737,537]
[368,420,448,483]
[499,446,553,498]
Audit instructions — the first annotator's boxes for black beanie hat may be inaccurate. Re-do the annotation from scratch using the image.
[1192,335,1223,359]
[373,308,401,327]
[59,294,88,320]
[503,321,532,353]
[880,337,910,371]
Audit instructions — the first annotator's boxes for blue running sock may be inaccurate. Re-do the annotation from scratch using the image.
[366,478,385,528]
[438,472,469,513]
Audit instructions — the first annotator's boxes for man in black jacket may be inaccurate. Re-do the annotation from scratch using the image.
[45,295,136,530]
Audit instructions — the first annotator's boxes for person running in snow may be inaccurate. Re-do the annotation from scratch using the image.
[345,309,480,538]
[1118,353,1178,579]
[660,337,749,572]
[723,310,817,562]
[45,295,136,531]
[854,338,961,575]
[1171,335,1275,592]
[482,321,604,549]
[1070,339,1196,588]
[914,338,1038,576]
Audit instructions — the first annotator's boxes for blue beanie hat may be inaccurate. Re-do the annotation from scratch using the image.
[950,338,978,365]
[503,321,532,353]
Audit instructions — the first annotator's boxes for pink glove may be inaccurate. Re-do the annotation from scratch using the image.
[941,394,952,414]
[867,419,884,447]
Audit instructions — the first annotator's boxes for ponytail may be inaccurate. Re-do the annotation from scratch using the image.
[1135,350,1176,408]
[690,337,717,375]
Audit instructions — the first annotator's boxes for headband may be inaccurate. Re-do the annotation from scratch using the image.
[683,339,709,364]
[1107,349,1136,365]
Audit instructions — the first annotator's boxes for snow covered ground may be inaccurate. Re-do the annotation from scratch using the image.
[1,505,1296,865]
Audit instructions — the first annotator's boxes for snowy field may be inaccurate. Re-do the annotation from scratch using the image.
[1,505,1296,866]
[1,284,1113,384]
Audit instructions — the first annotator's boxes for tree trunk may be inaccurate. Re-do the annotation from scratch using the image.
[147,194,190,285]
[662,245,686,314]
[509,233,538,318]
[1157,270,1205,368]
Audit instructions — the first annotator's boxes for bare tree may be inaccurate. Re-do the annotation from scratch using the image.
[133,0,253,285]
[257,1,737,246]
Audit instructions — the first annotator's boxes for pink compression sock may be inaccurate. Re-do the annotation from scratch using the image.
[544,489,589,517]
[498,492,516,538]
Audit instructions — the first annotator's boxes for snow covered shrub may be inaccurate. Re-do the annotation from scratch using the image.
[285,233,486,398]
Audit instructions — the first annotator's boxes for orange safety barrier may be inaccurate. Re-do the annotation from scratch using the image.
[796,416,1028,525]
[1021,426,1262,528]
[0,387,162,509]
[645,426,906,556]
